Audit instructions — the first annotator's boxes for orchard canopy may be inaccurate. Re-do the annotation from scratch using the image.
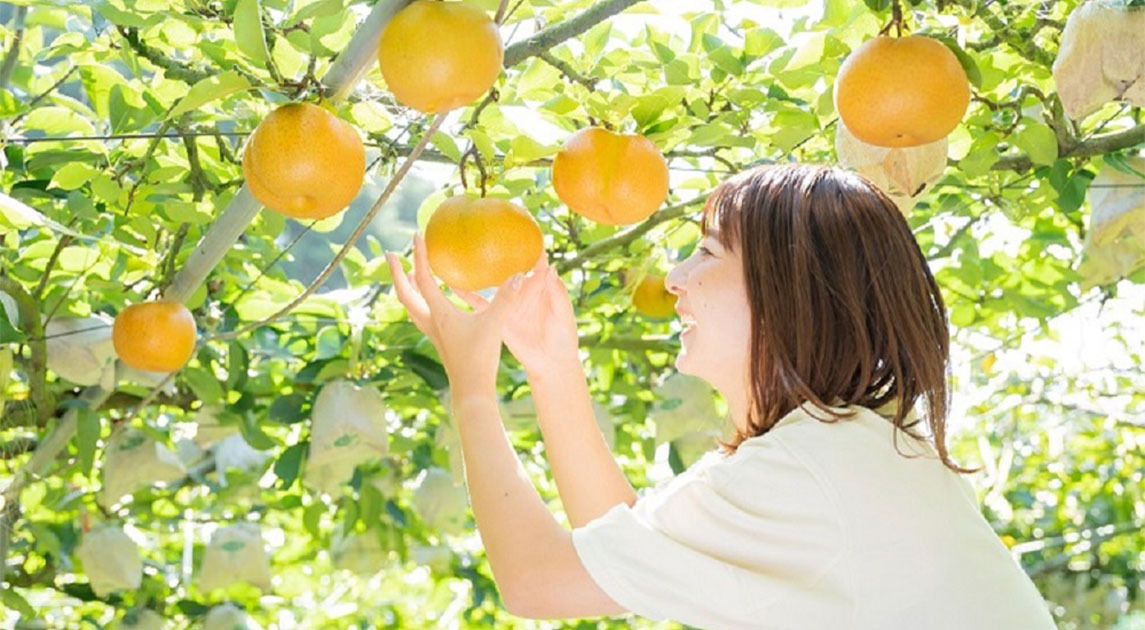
[0,0,1143,628]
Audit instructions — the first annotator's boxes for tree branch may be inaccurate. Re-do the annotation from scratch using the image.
[503,0,645,68]
[117,26,213,85]
[0,7,27,89]
[0,277,50,427]
[992,123,1145,173]
[972,3,1055,68]
[580,334,676,354]
[538,52,597,90]
[555,196,705,274]
[0,437,37,460]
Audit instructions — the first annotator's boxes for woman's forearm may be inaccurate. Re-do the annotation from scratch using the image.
[527,356,637,528]
[450,378,568,603]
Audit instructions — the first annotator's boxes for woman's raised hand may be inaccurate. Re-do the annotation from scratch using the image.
[452,254,580,378]
[384,233,523,390]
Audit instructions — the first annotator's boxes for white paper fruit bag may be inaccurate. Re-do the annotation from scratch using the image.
[75,526,142,597]
[306,380,389,494]
[1053,1,1145,120]
[652,373,722,445]
[1079,156,1145,287]
[45,315,116,388]
[199,523,272,592]
[331,531,388,576]
[203,604,262,630]
[836,123,948,214]
[412,467,468,535]
[100,427,186,507]
[117,609,165,630]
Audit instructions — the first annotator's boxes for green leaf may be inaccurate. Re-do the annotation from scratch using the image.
[269,393,310,424]
[1013,121,1059,167]
[75,407,101,477]
[184,367,226,405]
[863,0,891,10]
[303,500,324,537]
[234,0,270,65]
[274,442,308,489]
[238,410,277,449]
[287,0,342,26]
[50,163,97,191]
[401,351,448,391]
[0,301,25,343]
[167,71,251,119]
[932,36,982,89]
[430,132,461,163]
[315,325,343,360]
[950,302,976,327]
[0,589,35,617]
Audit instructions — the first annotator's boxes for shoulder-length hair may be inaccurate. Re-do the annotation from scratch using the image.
[703,163,972,473]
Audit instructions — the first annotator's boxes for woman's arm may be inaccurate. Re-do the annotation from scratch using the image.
[451,379,626,618]
[526,356,637,528]
[453,258,637,528]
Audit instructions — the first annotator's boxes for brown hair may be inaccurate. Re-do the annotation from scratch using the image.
[701,163,973,473]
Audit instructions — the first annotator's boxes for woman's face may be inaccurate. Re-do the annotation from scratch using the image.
[665,229,753,417]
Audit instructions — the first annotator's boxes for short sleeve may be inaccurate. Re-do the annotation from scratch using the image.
[571,438,847,629]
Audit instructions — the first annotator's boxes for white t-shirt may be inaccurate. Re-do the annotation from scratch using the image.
[571,403,1057,630]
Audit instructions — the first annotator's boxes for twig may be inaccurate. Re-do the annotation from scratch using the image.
[555,196,706,274]
[213,114,448,341]
[158,223,191,295]
[539,52,597,90]
[502,0,644,68]
[8,66,78,128]
[0,278,50,428]
[494,0,511,24]
[993,123,1145,173]
[0,6,26,89]
[117,26,213,84]
[32,232,76,302]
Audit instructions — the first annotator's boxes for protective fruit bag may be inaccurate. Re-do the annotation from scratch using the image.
[116,609,165,630]
[331,530,388,576]
[651,372,723,445]
[199,522,272,592]
[100,427,186,507]
[305,380,389,494]
[75,525,142,597]
[1053,0,1145,120]
[212,434,269,486]
[1078,156,1145,288]
[45,315,116,388]
[835,123,948,214]
[203,604,262,630]
[412,467,468,535]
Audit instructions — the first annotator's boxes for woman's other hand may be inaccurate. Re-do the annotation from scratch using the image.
[453,255,579,378]
[384,233,522,391]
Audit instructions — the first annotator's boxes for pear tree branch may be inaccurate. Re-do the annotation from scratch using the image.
[0,277,50,427]
[502,0,645,67]
[992,123,1145,173]
[555,196,706,274]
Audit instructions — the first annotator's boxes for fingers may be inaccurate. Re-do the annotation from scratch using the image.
[531,252,547,275]
[454,288,490,311]
[412,233,452,313]
[385,252,431,329]
[489,272,526,319]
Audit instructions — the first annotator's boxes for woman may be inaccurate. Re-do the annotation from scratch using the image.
[383,164,1056,629]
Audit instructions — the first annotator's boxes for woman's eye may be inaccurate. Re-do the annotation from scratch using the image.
[697,246,714,257]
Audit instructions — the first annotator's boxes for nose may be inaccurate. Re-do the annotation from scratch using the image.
[665,259,687,297]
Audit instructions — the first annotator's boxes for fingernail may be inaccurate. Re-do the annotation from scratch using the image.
[513,274,523,289]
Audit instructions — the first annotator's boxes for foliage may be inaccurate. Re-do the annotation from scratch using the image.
[0,0,1142,628]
